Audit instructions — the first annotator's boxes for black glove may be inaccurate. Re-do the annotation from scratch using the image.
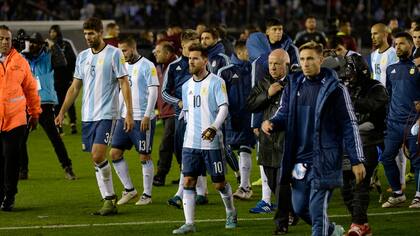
[201,126,217,141]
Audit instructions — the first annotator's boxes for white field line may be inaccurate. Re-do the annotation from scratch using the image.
[0,210,419,231]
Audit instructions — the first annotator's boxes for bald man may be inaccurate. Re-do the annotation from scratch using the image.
[247,48,296,234]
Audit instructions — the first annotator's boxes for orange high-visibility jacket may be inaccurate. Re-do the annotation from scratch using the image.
[0,48,41,131]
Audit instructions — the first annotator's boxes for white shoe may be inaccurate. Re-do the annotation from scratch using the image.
[117,190,138,205]
[409,197,420,208]
[382,194,406,208]
[135,194,152,205]
[233,187,253,200]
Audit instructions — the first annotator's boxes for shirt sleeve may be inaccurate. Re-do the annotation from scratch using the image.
[182,82,189,111]
[73,54,82,80]
[113,49,128,79]
[214,78,229,106]
[146,63,160,87]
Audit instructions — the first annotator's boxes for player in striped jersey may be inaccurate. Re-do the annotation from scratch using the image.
[55,17,134,216]
[172,43,237,234]
[109,37,159,206]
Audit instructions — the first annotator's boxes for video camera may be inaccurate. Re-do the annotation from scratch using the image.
[12,29,29,52]
[321,50,358,84]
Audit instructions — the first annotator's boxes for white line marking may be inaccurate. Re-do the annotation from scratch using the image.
[0,210,419,231]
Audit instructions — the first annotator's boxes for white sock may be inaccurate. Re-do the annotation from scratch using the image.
[183,189,196,224]
[112,157,134,191]
[196,175,207,196]
[96,160,115,198]
[239,147,252,189]
[175,172,184,198]
[219,182,235,213]
[260,165,271,204]
[142,160,154,196]
[396,149,407,186]
[95,167,106,199]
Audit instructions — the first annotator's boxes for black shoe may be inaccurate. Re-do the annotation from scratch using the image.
[19,171,28,180]
[1,196,15,212]
[288,215,299,226]
[153,175,165,186]
[171,178,180,184]
[273,226,288,235]
[70,123,77,134]
[64,166,77,180]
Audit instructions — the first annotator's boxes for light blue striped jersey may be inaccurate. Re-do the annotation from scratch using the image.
[371,47,398,86]
[182,73,229,150]
[74,44,128,121]
[120,56,159,120]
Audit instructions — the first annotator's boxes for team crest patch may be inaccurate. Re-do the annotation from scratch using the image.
[98,58,104,65]
[221,83,227,93]
[151,67,157,76]
[120,57,125,64]
[201,87,207,95]
[410,67,415,75]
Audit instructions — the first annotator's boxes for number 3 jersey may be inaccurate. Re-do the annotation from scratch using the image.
[182,73,229,150]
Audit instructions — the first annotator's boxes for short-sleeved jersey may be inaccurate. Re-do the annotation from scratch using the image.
[120,56,159,120]
[74,44,128,121]
[182,73,229,150]
[371,47,398,86]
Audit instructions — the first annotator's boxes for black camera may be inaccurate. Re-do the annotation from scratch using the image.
[321,50,358,83]
[12,29,29,52]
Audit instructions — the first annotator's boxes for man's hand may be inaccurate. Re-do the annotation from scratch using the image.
[261,120,274,135]
[268,82,283,97]
[28,116,39,131]
[415,101,420,113]
[124,113,134,132]
[352,163,366,184]
[54,112,64,127]
[45,38,54,49]
[253,128,260,137]
[178,101,183,109]
[140,116,150,132]
[201,126,217,141]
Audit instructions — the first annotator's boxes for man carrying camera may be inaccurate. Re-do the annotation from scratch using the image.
[331,36,389,236]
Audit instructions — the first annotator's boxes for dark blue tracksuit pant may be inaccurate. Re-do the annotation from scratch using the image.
[291,167,336,236]
[382,120,420,193]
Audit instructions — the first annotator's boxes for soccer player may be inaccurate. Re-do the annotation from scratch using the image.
[55,17,134,216]
[109,37,159,206]
[172,43,237,234]
[262,42,365,235]
[218,41,255,200]
[163,30,209,208]
[200,27,230,73]
[381,32,420,209]
[370,23,406,192]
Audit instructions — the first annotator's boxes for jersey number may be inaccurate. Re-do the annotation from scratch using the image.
[375,64,381,75]
[193,95,201,108]
[213,161,223,174]
[104,132,110,144]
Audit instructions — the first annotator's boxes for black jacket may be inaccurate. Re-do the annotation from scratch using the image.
[246,75,287,168]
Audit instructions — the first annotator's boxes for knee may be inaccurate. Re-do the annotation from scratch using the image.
[183,176,197,188]
[109,149,123,161]
[213,182,226,191]
[140,154,151,163]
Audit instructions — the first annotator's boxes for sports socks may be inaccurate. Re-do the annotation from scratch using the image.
[175,172,184,198]
[183,188,196,224]
[96,160,115,198]
[196,175,207,196]
[260,165,272,204]
[142,159,154,196]
[95,166,106,199]
[112,157,134,191]
[219,182,235,213]
[239,146,252,189]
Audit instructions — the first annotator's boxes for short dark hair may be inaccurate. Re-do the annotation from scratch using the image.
[0,25,10,32]
[306,15,316,20]
[83,17,103,32]
[158,41,176,54]
[234,40,247,51]
[414,26,420,32]
[395,31,414,44]
[299,41,323,55]
[188,43,208,58]
[330,36,345,49]
[201,28,219,40]
[181,29,199,43]
[119,36,137,48]
[106,22,118,30]
[265,18,283,28]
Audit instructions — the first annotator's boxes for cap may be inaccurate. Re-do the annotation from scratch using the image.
[28,32,44,44]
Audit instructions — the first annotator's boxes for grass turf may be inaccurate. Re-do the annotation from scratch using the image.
[0,118,419,235]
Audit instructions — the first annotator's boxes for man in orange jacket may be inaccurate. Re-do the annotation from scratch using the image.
[0,25,41,211]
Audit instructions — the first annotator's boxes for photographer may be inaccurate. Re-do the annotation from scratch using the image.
[326,38,389,236]
[21,32,76,180]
